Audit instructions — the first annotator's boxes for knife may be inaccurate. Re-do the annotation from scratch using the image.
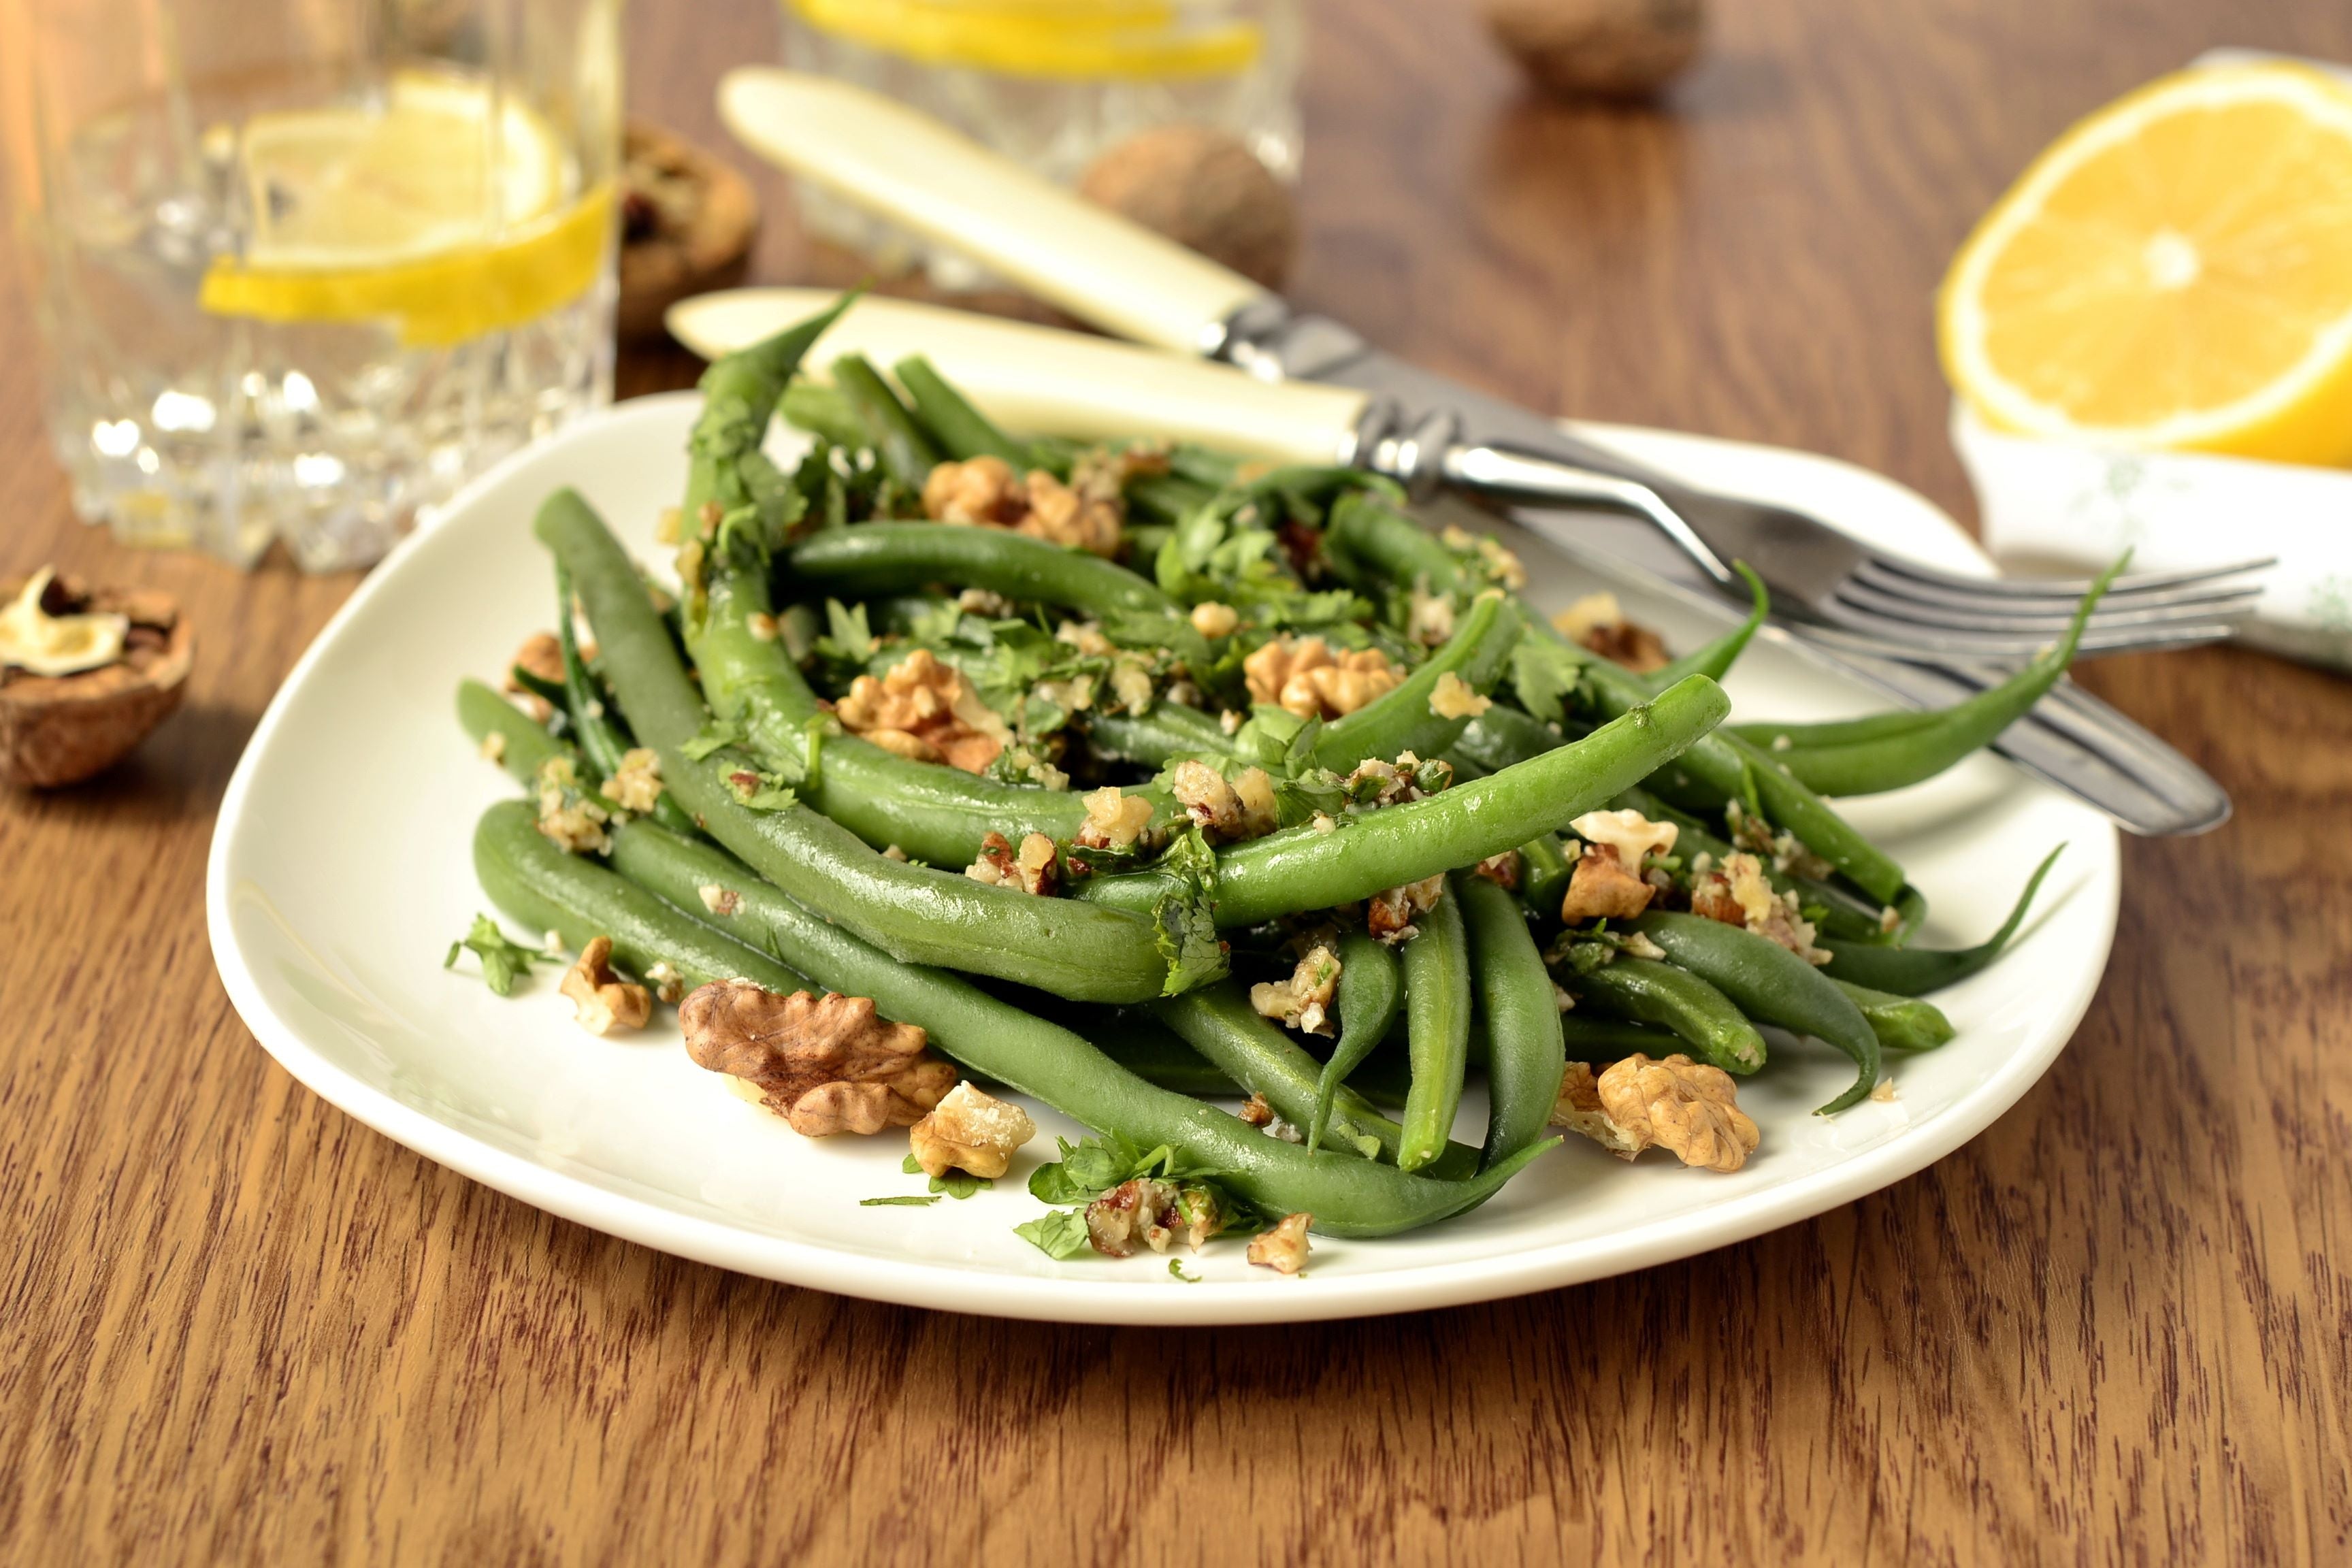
[709,69,2230,835]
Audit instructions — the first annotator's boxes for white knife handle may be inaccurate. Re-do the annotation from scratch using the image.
[717,69,1269,354]
[667,288,1367,465]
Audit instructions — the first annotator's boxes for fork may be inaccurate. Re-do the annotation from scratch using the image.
[1381,424,2269,660]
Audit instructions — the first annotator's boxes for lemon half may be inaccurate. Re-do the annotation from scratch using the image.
[200,71,608,346]
[1939,63,2352,465]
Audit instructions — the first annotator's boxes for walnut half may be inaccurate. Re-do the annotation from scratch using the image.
[681,981,956,1137]
[1551,1054,1759,1173]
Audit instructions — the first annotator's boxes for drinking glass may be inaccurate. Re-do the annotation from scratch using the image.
[1,0,623,570]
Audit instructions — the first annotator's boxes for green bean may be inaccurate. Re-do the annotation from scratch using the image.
[1077,1011,1244,1097]
[1560,1015,1682,1062]
[1833,979,1957,1051]
[686,298,853,529]
[785,522,1180,619]
[1728,567,2115,796]
[1821,845,2063,996]
[1308,591,1522,770]
[1083,704,1239,768]
[830,353,942,488]
[1151,981,1418,1166]
[1077,674,1732,928]
[1646,561,1769,687]
[1632,911,1879,1113]
[892,354,1030,467]
[1456,871,1565,1170]
[1452,703,1567,772]
[1325,491,1465,599]
[1569,955,1767,1075]
[475,802,809,994]
[1124,472,1215,525]
[777,382,868,451]
[1309,930,1403,1155]
[540,486,1181,1002]
[459,678,571,781]
[553,564,702,838]
[1518,834,1573,922]
[693,538,1149,866]
[595,817,1554,1237]
[1399,885,1472,1172]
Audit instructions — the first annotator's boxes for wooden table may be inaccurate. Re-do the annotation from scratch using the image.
[7,1,2349,1561]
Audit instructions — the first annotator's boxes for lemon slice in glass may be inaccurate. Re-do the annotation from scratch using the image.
[1939,63,2352,466]
[201,70,609,346]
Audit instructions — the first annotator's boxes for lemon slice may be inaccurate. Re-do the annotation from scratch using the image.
[787,0,1262,80]
[1939,63,2352,465]
[200,70,608,346]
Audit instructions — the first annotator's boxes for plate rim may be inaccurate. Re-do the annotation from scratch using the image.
[205,393,2120,1325]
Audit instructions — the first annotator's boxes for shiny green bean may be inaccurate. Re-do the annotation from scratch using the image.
[1310,930,1403,1155]
[1632,911,1879,1113]
[1399,885,1472,1172]
[1456,870,1565,1170]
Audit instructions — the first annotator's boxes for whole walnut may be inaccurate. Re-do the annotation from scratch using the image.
[1482,0,1705,99]
[1078,125,1297,289]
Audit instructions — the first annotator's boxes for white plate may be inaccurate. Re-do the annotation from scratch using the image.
[207,394,2118,1324]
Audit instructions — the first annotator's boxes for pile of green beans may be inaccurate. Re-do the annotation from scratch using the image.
[445,298,2079,1256]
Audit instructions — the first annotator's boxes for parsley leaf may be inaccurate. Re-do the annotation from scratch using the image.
[444,913,553,997]
[1151,828,1229,996]
[1511,636,1586,724]
[681,718,743,762]
[902,1152,924,1175]
[1013,1209,1092,1259]
[1169,1259,1200,1284]
[930,1172,992,1200]
[860,1195,942,1208]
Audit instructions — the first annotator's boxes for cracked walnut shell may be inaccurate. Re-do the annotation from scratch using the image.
[681,981,956,1137]
[1551,1054,1759,1173]
[0,572,191,787]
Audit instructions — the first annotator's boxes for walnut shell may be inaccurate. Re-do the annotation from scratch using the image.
[1482,0,1705,99]
[1077,125,1296,290]
[0,578,191,788]
[618,119,760,344]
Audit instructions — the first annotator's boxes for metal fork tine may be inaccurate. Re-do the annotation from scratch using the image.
[1861,552,2274,600]
[1849,557,2267,617]
[1834,578,2262,636]
[1812,597,2240,657]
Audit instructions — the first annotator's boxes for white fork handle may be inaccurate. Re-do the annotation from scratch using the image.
[666,287,1369,464]
[718,69,1269,354]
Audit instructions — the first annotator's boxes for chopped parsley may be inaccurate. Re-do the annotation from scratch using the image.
[860,1195,941,1208]
[1013,1209,1091,1259]
[444,913,554,997]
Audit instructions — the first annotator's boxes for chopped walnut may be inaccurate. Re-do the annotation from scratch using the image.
[1551,1054,1759,1173]
[1242,636,1403,719]
[1440,525,1529,591]
[1688,850,1829,964]
[1341,751,1450,809]
[1368,872,1447,944]
[1250,944,1341,1036]
[835,647,1011,774]
[1551,591,1669,673]
[681,981,956,1137]
[559,936,652,1036]
[1238,1092,1276,1128]
[598,746,665,814]
[1726,799,1835,881]
[1075,785,1157,853]
[506,631,563,689]
[1428,670,1492,720]
[1247,1211,1313,1275]
[644,960,685,1005]
[534,756,612,854]
[923,455,1028,525]
[1022,468,1123,556]
[1190,601,1240,638]
[1560,844,1654,923]
[1471,850,1522,889]
[745,611,779,643]
[1571,808,1678,877]
[1407,578,1456,647]
[966,830,1060,896]
[478,731,507,764]
[1085,1176,1225,1256]
[698,883,741,917]
[1169,759,1278,843]
[1056,619,1116,658]
[908,1081,1037,1179]
[1870,1077,1899,1104]
[957,587,1016,618]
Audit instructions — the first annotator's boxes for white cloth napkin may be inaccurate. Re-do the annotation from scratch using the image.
[1953,407,2352,672]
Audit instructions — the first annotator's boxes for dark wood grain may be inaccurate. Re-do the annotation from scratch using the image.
[5,1,2351,1562]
